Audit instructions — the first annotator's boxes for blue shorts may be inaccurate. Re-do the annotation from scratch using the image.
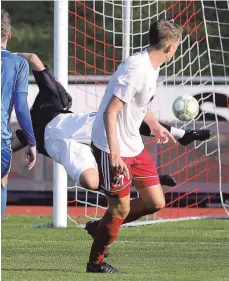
[1,139,12,179]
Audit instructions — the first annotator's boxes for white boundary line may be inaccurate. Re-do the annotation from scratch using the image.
[122,216,229,227]
[3,239,229,246]
[67,216,229,229]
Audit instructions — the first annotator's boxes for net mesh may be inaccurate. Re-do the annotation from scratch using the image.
[68,0,229,223]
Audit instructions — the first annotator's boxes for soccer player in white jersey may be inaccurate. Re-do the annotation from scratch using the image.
[12,53,211,194]
[87,20,183,273]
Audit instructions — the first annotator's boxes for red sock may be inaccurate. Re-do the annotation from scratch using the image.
[89,211,124,264]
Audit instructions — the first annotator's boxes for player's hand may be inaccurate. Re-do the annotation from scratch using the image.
[24,145,36,170]
[109,154,130,180]
[151,124,176,144]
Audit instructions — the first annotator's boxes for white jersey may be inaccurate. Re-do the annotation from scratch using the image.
[91,49,160,157]
[44,112,96,145]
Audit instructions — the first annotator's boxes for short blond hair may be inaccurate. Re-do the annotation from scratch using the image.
[1,10,11,42]
[149,20,182,50]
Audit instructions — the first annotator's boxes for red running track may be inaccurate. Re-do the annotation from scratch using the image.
[5,206,226,218]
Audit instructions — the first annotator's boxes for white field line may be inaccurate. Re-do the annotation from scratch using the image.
[3,239,229,246]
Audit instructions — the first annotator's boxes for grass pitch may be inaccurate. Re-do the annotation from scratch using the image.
[1,215,229,281]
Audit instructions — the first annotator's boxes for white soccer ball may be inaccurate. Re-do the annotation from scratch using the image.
[172,96,199,121]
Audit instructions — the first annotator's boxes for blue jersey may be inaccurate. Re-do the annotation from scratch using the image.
[1,47,36,146]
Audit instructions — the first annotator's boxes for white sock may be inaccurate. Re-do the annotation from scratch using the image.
[171,127,185,140]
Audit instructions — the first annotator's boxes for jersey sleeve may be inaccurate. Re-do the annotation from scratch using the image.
[32,66,72,110]
[32,67,58,93]
[14,92,36,147]
[14,59,36,147]
[14,59,29,94]
[113,67,145,103]
[16,129,28,147]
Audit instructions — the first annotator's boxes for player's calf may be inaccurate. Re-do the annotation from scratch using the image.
[88,195,130,270]
[88,211,125,265]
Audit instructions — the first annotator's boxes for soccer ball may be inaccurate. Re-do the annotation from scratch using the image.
[172,96,199,121]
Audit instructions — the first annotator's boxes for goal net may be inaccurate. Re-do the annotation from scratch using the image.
[67,0,229,224]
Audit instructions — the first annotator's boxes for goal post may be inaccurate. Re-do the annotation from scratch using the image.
[53,0,68,228]
[122,0,132,60]
[65,0,229,225]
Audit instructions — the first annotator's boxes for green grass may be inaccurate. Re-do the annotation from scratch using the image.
[2,215,229,281]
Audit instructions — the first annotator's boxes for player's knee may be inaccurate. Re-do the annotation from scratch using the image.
[144,197,165,211]
[154,198,166,210]
[79,169,99,191]
[80,177,99,191]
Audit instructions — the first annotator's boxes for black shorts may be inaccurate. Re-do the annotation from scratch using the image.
[28,67,72,154]
[32,66,72,113]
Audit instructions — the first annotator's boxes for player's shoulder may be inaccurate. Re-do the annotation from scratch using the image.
[15,55,29,69]
[127,50,148,67]
[126,49,160,78]
[1,51,29,69]
[120,50,149,76]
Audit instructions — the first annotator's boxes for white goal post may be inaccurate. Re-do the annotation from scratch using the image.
[53,0,68,228]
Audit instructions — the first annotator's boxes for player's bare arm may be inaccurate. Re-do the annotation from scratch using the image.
[104,96,130,179]
[17,53,45,71]
[144,111,176,144]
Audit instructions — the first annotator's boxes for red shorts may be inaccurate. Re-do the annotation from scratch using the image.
[92,143,159,198]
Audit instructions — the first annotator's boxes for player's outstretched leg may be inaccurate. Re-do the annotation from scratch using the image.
[177,129,211,146]
[86,186,165,261]
[85,189,164,237]
[85,187,167,259]
[85,173,176,236]
[85,173,176,258]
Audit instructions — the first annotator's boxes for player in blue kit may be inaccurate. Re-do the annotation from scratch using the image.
[1,10,36,219]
